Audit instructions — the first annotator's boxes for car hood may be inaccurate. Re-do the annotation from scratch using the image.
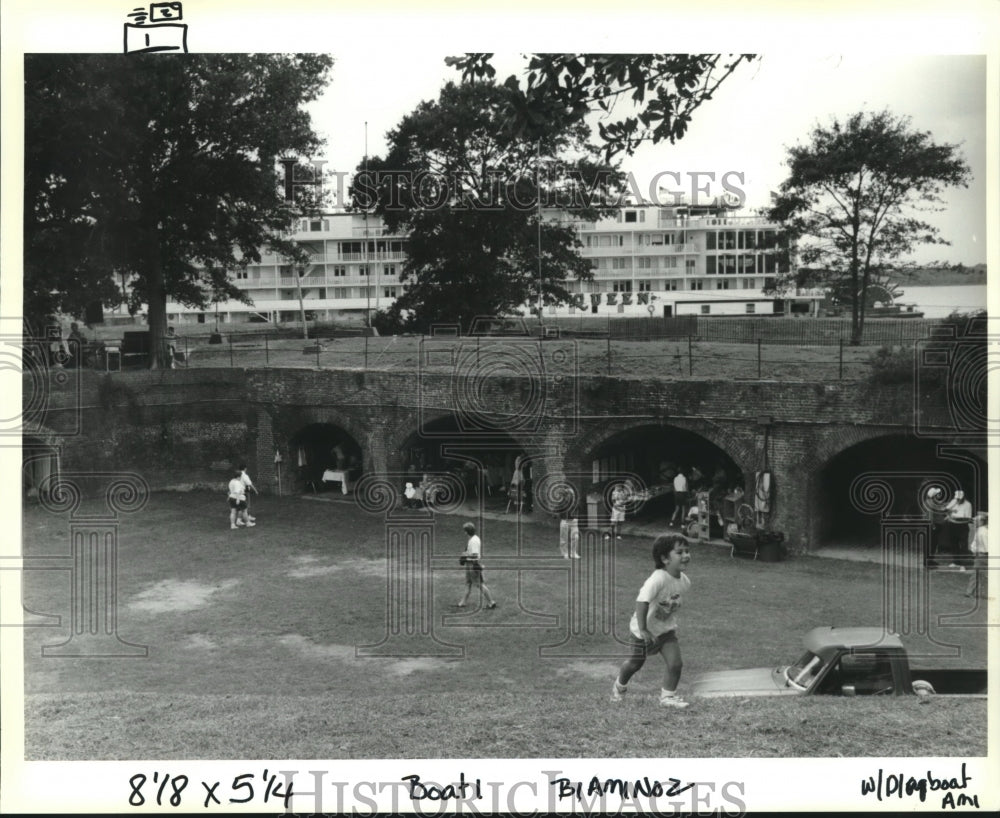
[689,666,802,698]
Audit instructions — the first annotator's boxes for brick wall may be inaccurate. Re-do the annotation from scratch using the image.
[29,367,981,550]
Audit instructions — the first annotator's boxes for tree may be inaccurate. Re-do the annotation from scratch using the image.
[354,81,625,333]
[24,54,332,367]
[447,53,757,160]
[766,110,971,344]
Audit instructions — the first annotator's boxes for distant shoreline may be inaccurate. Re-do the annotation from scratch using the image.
[902,278,986,287]
[894,268,986,287]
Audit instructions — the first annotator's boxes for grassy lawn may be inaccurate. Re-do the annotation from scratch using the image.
[163,336,877,381]
[22,491,987,760]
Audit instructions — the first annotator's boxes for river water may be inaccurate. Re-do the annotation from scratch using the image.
[897,283,988,318]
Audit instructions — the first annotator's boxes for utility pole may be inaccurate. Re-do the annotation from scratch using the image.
[295,251,311,340]
[364,121,371,330]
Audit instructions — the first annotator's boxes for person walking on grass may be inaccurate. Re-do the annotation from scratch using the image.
[228,469,255,530]
[239,463,258,522]
[559,506,582,559]
[611,533,691,708]
[965,512,988,598]
[455,522,497,610]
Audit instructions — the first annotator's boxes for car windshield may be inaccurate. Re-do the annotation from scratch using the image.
[783,651,824,689]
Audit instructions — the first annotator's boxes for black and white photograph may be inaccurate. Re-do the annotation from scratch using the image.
[2,0,997,814]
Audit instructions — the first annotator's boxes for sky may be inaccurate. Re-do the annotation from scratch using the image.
[307,52,988,266]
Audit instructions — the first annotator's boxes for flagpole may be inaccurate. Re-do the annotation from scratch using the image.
[537,138,543,326]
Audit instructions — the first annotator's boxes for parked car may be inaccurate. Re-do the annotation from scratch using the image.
[690,626,986,699]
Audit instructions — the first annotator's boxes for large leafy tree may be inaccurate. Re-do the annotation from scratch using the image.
[24,54,332,367]
[447,53,758,159]
[766,110,971,344]
[355,81,625,333]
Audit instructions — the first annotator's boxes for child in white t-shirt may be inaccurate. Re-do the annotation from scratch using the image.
[239,463,258,523]
[608,482,629,540]
[227,470,254,530]
[611,533,691,708]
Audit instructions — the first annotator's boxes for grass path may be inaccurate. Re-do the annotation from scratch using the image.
[21,491,987,759]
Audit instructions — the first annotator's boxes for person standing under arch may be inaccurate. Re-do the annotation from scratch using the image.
[944,489,974,568]
[669,467,689,527]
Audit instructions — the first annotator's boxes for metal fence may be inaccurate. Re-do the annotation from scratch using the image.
[540,314,938,345]
[84,329,893,382]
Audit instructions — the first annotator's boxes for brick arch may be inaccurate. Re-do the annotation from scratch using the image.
[22,424,64,449]
[569,418,758,480]
[810,426,985,475]
[809,426,911,469]
[22,425,64,499]
[381,409,544,473]
[805,426,988,549]
[277,405,374,471]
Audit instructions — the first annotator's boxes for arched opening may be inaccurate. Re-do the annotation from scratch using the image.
[22,436,61,502]
[289,423,364,494]
[815,435,987,548]
[584,425,746,536]
[398,416,530,513]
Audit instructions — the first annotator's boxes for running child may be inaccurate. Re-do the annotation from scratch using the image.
[611,533,691,708]
[455,522,497,609]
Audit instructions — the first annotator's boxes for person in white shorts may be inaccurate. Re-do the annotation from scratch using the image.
[228,470,255,530]
[559,507,581,559]
[608,482,629,540]
[239,463,258,523]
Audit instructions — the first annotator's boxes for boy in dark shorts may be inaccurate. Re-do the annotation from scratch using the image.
[456,522,497,609]
[611,533,691,708]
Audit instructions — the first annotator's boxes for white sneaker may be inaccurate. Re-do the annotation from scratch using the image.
[659,695,690,709]
[245,521,256,527]
[236,520,246,527]
[248,516,256,522]
[611,680,627,702]
[230,524,238,530]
